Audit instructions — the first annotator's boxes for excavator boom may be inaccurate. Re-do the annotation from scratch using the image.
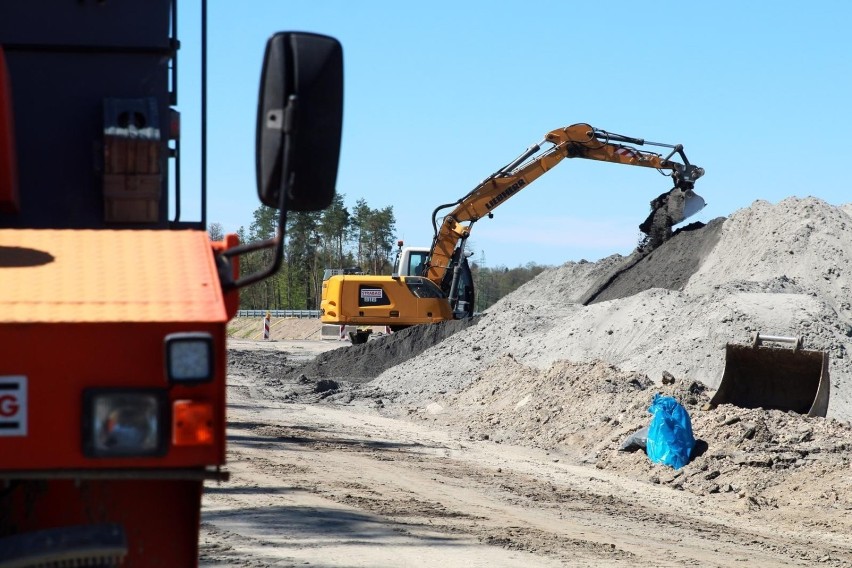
[425,123,705,289]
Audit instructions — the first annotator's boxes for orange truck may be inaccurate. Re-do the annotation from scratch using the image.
[0,2,342,565]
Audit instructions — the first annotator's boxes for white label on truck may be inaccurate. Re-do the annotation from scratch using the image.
[360,289,383,302]
[0,376,27,436]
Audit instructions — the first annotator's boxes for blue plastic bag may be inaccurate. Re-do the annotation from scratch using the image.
[646,394,695,469]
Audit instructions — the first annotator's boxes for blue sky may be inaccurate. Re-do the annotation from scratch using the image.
[176,1,851,267]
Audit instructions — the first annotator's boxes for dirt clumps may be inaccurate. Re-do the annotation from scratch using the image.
[258,196,852,475]
[406,354,852,519]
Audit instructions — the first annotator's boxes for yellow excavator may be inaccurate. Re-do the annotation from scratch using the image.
[320,123,705,331]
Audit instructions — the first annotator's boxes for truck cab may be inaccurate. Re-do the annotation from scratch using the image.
[0,3,343,565]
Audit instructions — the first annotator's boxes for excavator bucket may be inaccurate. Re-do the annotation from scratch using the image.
[709,333,830,417]
[658,187,706,226]
[680,189,706,223]
[639,187,706,250]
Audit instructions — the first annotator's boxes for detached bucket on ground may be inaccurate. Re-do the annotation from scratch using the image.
[709,333,830,417]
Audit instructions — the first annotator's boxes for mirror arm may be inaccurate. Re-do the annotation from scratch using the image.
[219,194,288,291]
[219,201,287,292]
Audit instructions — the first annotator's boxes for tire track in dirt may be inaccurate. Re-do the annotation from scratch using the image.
[204,391,849,566]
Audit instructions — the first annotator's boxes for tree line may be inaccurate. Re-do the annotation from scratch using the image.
[210,195,549,312]
[470,259,549,313]
[209,194,397,311]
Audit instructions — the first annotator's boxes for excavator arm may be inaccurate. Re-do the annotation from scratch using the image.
[424,123,705,292]
[319,122,705,329]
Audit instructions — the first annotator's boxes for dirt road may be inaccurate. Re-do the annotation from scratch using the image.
[200,340,852,567]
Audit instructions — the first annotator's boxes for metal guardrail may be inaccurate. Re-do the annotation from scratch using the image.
[236,309,320,318]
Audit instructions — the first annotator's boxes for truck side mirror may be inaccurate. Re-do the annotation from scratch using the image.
[221,32,343,291]
[256,32,343,212]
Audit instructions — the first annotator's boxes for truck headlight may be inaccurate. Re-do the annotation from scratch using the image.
[165,332,214,383]
[83,389,167,458]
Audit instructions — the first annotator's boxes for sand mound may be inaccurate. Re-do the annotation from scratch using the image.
[371,197,852,421]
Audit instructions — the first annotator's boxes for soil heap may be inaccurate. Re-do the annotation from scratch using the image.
[331,196,852,522]
[369,197,852,422]
[278,196,852,535]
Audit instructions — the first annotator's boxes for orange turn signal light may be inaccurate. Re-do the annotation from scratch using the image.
[172,400,214,446]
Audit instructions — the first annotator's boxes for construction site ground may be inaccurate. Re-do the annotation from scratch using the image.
[203,198,852,567]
